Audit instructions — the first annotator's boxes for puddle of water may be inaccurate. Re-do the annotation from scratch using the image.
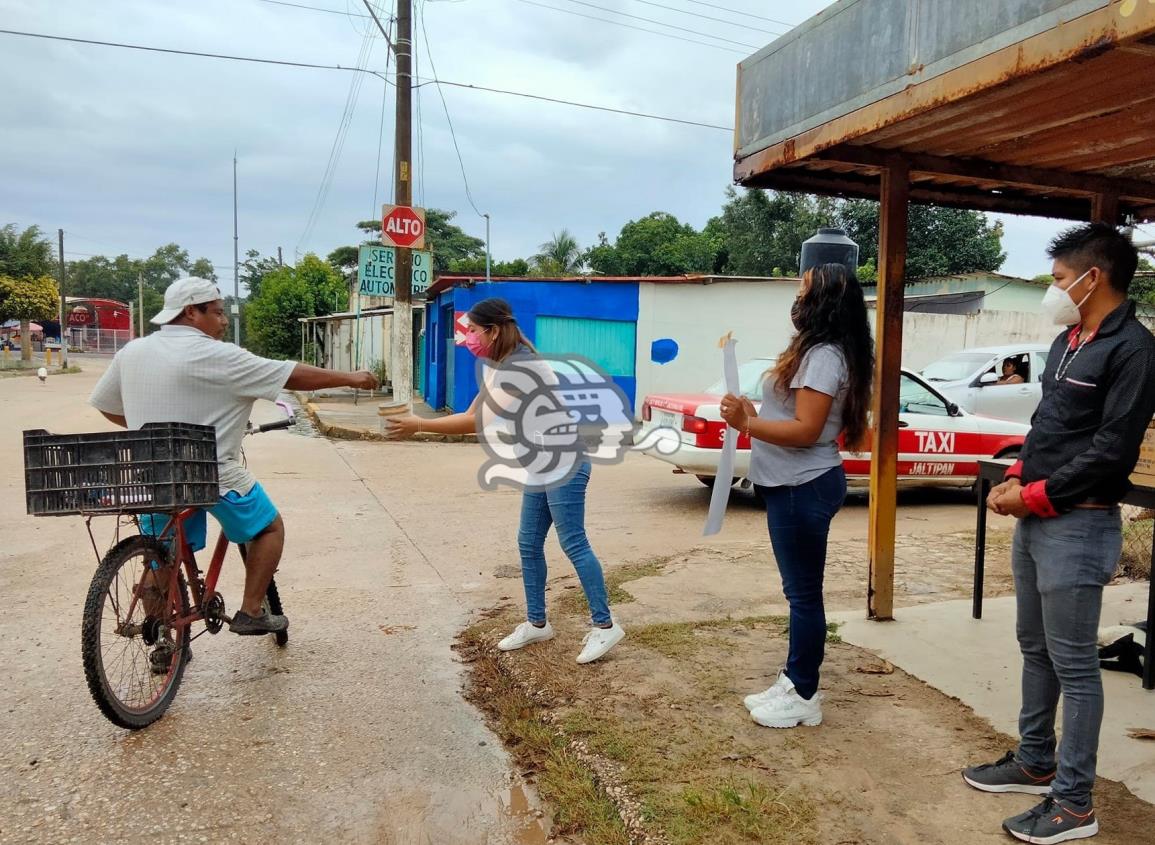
[498,782,551,845]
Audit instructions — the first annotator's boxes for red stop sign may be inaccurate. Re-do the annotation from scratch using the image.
[381,205,426,249]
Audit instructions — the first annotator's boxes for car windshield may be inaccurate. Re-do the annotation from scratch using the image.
[706,359,774,400]
[921,352,995,382]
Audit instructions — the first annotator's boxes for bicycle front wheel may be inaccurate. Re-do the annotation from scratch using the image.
[81,536,191,729]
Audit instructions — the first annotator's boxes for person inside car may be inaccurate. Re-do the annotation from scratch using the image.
[90,277,378,637]
[997,357,1026,385]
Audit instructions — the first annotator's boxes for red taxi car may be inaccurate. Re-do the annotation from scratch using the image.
[640,357,1030,490]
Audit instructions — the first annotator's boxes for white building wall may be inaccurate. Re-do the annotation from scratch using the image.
[634,280,800,408]
[898,309,1155,370]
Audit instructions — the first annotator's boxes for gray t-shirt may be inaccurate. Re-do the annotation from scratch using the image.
[89,326,295,496]
[747,344,848,487]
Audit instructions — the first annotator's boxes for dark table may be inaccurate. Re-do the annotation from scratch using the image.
[973,458,1155,690]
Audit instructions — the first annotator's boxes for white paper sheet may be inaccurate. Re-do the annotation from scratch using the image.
[704,337,739,536]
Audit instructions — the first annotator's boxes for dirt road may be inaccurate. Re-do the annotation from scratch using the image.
[0,358,984,844]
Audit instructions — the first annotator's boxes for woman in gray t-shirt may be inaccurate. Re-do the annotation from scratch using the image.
[720,263,874,729]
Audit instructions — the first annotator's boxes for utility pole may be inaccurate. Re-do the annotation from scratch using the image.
[233,154,241,346]
[483,214,491,282]
[277,246,284,267]
[57,229,68,367]
[138,272,145,337]
[391,0,414,404]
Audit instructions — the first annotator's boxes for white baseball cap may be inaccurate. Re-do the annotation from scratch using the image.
[151,277,222,325]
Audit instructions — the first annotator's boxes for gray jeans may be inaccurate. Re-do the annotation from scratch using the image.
[1012,509,1122,806]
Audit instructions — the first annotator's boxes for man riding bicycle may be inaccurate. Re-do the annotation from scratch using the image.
[90,277,378,635]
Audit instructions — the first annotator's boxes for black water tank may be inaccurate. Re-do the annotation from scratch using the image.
[800,228,859,275]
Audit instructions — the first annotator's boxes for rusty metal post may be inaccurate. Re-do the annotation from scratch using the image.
[868,158,909,621]
[1092,192,1120,225]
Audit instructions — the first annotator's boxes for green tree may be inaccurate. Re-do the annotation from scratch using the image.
[327,246,360,274]
[1130,257,1155,308]
[533,229,584,275]
[446,256,530,276]
[588,212,719,276]
[707,188,834,276]
[0,224,54,280]
[243,254,345,359]
[240,249,281,300]
[0,274,60,361]
[837,199,1005,280]
[189,258,218,283]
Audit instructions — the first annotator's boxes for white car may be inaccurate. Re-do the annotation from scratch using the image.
[640,357,1030,490]
[920,344,1050,425]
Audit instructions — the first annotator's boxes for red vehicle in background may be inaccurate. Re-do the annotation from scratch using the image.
[639,357,1029,493]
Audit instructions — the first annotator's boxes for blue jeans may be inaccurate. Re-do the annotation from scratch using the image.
[518,462,612,627]
[1013,509,1122,807]
[755,466,847,700]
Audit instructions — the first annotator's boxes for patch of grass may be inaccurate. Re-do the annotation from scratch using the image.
[632,615,788,659]
[662,779,815,845]
[457,618,631,844]
[826,621,843,644]
[556,555,673,616]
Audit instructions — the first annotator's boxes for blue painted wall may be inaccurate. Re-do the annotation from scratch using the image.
[423,280,641,413]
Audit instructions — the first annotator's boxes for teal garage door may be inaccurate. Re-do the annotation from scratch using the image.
[534,316,636,376]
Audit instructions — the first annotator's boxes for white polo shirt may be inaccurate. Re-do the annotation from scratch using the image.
[90,326,296,496]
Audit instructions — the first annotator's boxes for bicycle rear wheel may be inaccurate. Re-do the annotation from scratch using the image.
[81,536,190,729]
[264,578,289,647]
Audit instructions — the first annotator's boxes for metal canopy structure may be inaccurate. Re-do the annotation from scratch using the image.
[734,0,1155,619]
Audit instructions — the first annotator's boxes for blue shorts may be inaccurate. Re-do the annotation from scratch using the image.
[140,483,279,553]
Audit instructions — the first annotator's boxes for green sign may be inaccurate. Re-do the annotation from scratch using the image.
[358,245,432,297]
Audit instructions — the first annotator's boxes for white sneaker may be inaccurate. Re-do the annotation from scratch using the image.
[497,621,555,652]
[576,622,625,664]
[750,687,823,729]
[743,670,793,712]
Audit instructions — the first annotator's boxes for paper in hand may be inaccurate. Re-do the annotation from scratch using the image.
[704,334,740,536]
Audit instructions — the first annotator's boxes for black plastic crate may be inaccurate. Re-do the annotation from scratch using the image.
[24,423,219,516]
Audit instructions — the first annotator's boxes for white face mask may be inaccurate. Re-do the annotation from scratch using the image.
[1041,269,1094,326]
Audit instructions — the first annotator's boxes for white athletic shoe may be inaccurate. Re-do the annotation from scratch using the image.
[576,622,625,664]
[497,621,555,652]
[743,670,793,712]
[750,687,823,729]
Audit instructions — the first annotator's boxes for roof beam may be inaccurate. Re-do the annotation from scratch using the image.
[747,168,1092,220]
[815,146,1155,205]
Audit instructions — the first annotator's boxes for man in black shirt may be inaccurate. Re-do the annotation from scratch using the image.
[961,224,1155,843]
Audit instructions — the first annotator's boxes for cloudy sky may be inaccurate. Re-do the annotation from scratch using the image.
[3,0,1151,290]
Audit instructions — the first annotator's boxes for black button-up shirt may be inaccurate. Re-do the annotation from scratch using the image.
[1016,299,1155,513]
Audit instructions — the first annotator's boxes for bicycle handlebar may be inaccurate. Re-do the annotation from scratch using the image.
[255,417,295,434]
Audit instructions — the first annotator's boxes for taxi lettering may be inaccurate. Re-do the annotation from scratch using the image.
[916,431,955,453]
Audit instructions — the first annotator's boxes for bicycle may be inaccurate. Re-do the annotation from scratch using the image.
[25,408,298,730]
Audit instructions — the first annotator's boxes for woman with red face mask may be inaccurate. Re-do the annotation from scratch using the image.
[386,298,625,664]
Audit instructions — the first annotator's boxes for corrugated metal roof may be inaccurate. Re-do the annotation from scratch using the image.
[734,0,1155,222]
[425,274,800,298]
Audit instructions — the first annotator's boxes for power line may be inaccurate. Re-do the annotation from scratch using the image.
[0,27,394,75]
[416,77,732,131]
[372,0,397,215]
[418,1,484,218]
[514,0,746,54]
[552,0,758,48]
[626,0,785,35]
[676,0,797,29]
[256,0,372,18]
[298,21,379,250]
[0,28,733,131]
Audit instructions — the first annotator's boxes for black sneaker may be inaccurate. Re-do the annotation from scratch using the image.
[230,609,289,636]
[1003,797,1098,843]
[963,751,1055,795]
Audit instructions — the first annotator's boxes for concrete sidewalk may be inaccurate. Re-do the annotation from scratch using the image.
[831,585,1155,804]
[295,387,476,443]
